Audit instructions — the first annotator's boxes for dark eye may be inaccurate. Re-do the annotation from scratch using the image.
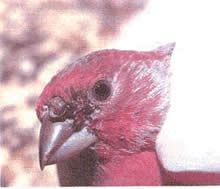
[48,96,67,120]
[92,80,111,101]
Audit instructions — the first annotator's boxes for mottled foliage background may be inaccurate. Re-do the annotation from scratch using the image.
[0,0,148,186]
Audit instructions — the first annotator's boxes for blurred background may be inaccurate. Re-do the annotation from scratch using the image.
[0,0,149,186]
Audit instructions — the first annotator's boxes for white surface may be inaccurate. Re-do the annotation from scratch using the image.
[112,0,220,173]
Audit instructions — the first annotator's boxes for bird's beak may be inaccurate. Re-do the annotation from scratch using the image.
[39,116,98,170]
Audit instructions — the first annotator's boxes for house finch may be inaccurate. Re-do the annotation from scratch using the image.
[36,43,175,186]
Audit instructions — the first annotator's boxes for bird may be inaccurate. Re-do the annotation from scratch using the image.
[36,43,175,186]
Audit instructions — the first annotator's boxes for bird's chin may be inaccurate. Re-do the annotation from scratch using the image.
[39,116,98,170]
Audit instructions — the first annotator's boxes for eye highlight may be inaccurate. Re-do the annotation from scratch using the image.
[92,80,111,101]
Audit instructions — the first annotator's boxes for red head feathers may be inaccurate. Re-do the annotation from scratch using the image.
[36,43,175,186]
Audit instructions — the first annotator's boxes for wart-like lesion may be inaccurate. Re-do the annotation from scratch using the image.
[44,89,100,132]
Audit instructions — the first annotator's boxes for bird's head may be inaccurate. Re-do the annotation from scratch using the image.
[36,43,175,170]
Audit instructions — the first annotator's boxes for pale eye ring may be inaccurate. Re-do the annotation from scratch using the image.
[92,80,111,101]
[48,96,67,119]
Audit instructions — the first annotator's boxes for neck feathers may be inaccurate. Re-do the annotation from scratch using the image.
[95,151,163,186]
[56,148,163,186]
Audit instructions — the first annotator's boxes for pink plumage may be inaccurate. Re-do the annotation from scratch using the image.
[36,43,175,186]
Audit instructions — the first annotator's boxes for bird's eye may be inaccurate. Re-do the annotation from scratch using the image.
[48,96,67,120]
[92,80,111,101]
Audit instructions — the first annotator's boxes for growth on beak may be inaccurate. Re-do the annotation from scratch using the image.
[39,94,98,170]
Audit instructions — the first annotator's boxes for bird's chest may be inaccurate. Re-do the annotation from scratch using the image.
[94,151,163,186]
